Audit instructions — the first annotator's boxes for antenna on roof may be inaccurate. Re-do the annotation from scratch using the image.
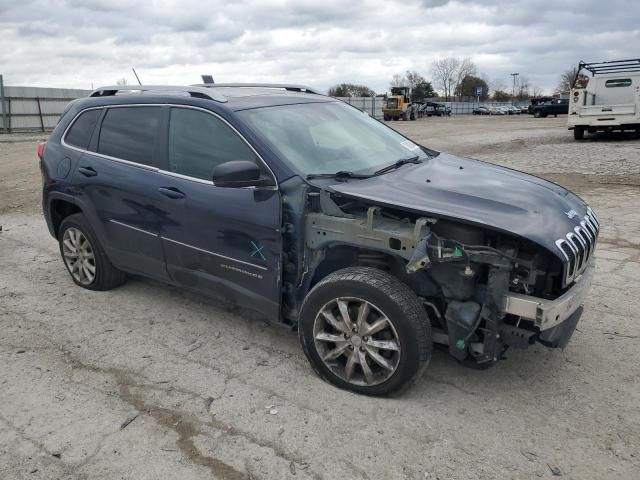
[201,75,215,84]
[132,68,142,86]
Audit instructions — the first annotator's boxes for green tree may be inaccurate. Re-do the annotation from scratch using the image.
[412,81,435,101]
[455,75,489,100]
[493,90,512,102]
[328,83,375,97]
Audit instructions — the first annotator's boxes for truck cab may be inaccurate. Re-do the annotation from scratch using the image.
[568,59,640,139]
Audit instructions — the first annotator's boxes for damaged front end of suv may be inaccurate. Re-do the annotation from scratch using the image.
[282,153,598,371]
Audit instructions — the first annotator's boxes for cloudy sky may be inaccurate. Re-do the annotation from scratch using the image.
[1,0,638,94]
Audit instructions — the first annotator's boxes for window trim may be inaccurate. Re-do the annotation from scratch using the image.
[61,103,277,188]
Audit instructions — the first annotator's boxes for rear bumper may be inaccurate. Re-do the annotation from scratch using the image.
[502,260,595,331]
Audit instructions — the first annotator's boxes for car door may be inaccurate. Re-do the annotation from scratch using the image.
[71,105,170,281]
[156,106,282,319]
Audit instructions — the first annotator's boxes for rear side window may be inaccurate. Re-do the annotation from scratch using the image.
[65,109,101,149]
[605,79,632,88]
[98,107,161,165]
[168,108,258,181]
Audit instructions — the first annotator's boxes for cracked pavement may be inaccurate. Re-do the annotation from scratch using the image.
[1,116,639,479]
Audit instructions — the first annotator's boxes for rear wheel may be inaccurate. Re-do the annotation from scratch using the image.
[59,213,127,291]
[298,267,432,396]
[383,114,390,121]
[574,126,585,140]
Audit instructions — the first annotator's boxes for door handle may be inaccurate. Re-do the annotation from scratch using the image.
[158,187,186,199]
[78,166,97,177]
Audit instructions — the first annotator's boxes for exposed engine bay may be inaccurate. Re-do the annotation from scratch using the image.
[290,188,583,369]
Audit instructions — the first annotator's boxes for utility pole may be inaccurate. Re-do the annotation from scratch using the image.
[510,73,519,105]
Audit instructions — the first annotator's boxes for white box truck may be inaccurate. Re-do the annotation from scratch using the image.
[568,59,640,140]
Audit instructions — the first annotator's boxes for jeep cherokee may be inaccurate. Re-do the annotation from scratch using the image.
[39,84,598,396]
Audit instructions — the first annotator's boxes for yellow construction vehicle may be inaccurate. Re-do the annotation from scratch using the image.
[383,87,416,121]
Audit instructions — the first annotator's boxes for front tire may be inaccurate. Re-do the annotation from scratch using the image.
[534,110,542,118]
[298,267,432,396]
[59,213,127,291]
[574,126,585,140]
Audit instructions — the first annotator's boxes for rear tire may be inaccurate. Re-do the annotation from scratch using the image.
[574,126,585,140]
[383,114,390,121]
[58,213,127,291]
[298,267,432,396]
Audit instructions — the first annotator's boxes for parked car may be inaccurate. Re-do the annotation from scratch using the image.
[505,106,521,115]
[425,102,451,117]
[39,83,599,396]
[531,99,569,118]
[519,105,529,113]
[473,106,490,115]
[489,106,505,115]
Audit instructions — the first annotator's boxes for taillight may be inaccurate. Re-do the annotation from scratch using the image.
[37,142,46,160]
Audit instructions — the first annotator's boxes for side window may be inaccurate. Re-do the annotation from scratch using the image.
[168,108,258,181]
[65,109,101,149]
[98,107,162,165]
[605,79,632,88]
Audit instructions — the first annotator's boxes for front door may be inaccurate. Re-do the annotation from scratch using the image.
[157,106,282,319]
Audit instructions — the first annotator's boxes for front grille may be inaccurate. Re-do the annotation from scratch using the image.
[555,207,599,286]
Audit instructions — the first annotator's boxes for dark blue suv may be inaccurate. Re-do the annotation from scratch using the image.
[40,84,598,395]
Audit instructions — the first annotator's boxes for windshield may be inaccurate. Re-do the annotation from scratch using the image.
[238,101,429,176]
[386,98,398,108]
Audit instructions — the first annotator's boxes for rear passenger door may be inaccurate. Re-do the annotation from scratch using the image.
[71,105,170,281]
[157,106,282,319]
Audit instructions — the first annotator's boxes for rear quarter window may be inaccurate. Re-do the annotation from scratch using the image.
[605,79,632,88]
[97,107,162,165]
[64,109,101,149]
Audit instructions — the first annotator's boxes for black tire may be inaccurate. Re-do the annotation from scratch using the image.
[574,126,585,140]
[383,114,390,121]
[298,267,432,396]
[533,110,542,118]
[58,213,127,291]
[393,116,399,121]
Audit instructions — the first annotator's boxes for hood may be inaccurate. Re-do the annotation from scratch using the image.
[329,152,589,256]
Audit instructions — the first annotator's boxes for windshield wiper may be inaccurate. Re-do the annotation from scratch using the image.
[373,156,422,176]
[306,170,373,180]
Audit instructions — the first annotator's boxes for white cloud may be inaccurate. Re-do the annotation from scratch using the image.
[0,0,638,93]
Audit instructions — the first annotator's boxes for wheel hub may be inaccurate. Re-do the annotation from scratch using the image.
[313,297,401,387]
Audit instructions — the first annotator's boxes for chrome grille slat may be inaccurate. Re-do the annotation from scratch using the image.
[556,208,599,286]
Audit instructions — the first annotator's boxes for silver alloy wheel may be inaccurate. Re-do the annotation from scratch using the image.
[313,297,401,386]
[62,227,96,286]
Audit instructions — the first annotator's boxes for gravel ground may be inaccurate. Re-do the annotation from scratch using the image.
[1,115,639,479]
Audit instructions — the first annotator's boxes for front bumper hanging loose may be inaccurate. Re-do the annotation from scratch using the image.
[502,261,595,331]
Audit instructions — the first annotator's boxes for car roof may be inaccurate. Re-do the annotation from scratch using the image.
[85,84,336,111]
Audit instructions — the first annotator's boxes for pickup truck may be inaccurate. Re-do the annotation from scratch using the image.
[531,99,569,118]
[568,59,640,140]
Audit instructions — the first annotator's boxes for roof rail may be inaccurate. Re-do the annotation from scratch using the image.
[89,85,228,102]
[193,83,324,96]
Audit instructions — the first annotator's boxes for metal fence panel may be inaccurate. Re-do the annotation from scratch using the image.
[0,86,90,132]
[334,96,385,119]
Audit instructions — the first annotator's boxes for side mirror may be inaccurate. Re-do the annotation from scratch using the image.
[212,160,272,188]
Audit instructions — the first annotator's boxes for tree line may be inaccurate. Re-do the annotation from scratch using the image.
[327,57,586,102]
